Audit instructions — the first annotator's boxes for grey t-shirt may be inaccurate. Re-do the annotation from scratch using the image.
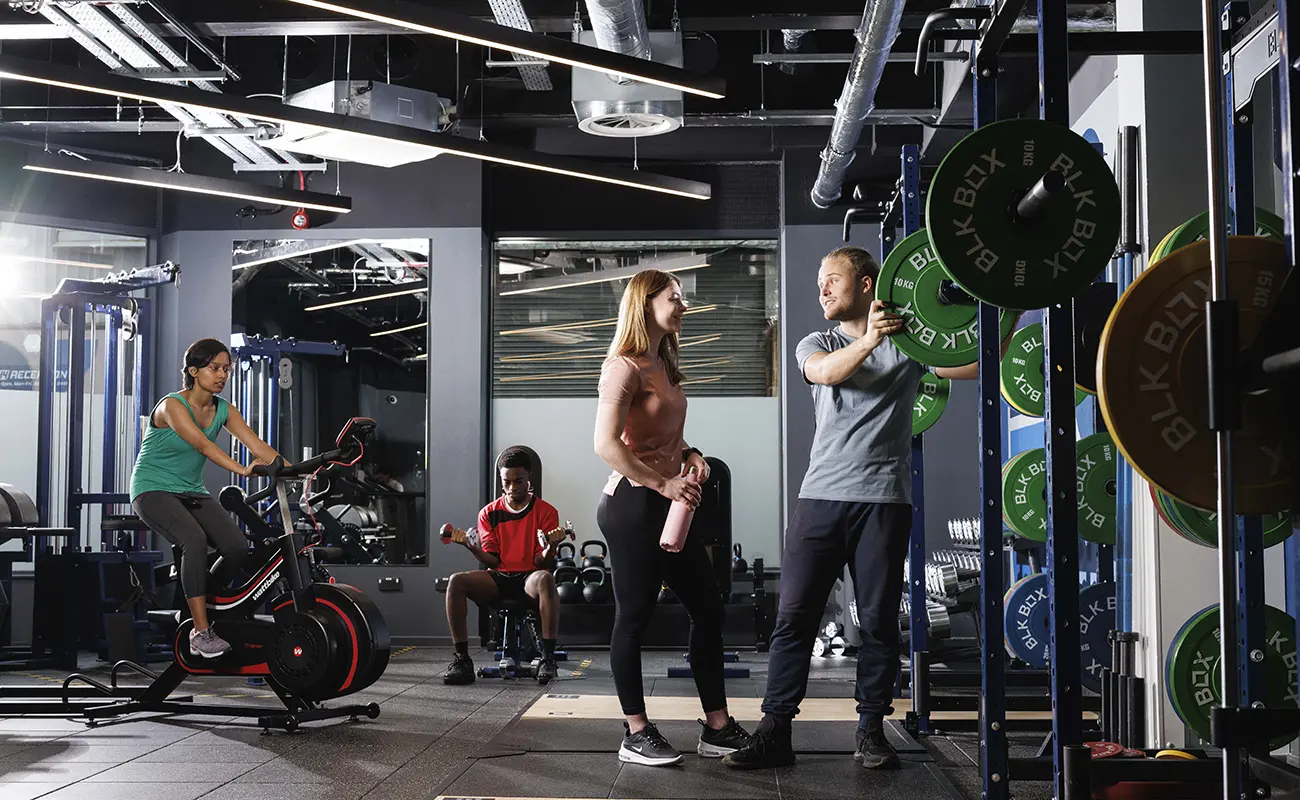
[796,328,927,505]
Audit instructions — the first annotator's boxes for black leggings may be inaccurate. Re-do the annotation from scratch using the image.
[132,491,248,600]
[597,478,727,717]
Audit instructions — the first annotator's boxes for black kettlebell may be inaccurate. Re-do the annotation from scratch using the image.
[555,565,583,605]
[732,544,747,575]
[555,542,577,570]
[581,540,607,570]
[581,566,609,604]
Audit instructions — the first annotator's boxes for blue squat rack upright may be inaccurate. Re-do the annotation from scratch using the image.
[29,263,179,666]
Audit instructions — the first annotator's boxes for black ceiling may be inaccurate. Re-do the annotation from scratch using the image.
[0,1,1113,214]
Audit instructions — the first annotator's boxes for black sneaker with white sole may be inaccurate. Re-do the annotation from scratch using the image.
[696,716,751,757]
[855,721,900,769]
[618,722,683,766]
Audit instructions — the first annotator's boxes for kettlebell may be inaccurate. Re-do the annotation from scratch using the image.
[732,544,747,575]
[555,542,578,570]
[555,565,583,605]
[581,566,609,604]
[581,540,607,570]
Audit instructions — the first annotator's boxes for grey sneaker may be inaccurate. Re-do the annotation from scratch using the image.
[189,628,232,659]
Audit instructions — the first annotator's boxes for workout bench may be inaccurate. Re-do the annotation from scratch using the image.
[435,576,568,681]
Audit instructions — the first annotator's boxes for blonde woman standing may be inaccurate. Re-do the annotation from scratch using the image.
[593,269,750,766]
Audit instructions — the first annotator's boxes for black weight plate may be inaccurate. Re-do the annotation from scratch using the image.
[1073,281,1117,394]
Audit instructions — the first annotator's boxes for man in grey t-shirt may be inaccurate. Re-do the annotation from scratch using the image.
[725,245,992,772]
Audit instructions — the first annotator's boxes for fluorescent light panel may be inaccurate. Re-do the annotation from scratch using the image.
[370,321,427,337]
[284,0,725,99]
[24,153,353,214]
[499,258,710,297]
[304,284,424,311]
[0,55,711,201]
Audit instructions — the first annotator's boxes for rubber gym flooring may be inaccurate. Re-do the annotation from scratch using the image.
[0,647,1053,800]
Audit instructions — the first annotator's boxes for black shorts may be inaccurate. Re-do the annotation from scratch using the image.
[491,571,535,604]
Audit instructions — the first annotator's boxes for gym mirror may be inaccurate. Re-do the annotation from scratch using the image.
[231,237,429,566]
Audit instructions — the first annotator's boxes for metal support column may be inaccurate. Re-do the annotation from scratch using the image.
[1202,0,1244,797]
[1225,30,1267,714]
[899,143,931,735]
[1275,0,1300,734]
[973,33,1008,800]
[1038,2,1082,796]
[1114,124,1140,633]
[102,308,121,529]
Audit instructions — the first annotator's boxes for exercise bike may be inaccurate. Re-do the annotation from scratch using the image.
[68,417,390,732]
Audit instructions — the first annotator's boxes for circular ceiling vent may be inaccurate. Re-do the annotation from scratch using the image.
[574,101,682,138]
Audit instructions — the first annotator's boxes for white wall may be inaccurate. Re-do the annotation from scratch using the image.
[490,397,784,565]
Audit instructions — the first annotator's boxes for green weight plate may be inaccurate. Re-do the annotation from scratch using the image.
[1150,225,1180,263]
[1161,207,1284,256]
[1151,484,1202,547]
[1153,486,1292,549]
[999,323,1088,417]
[1002,450,1032,530]
[1165,604,1299,749]
[926,118,1122,310]
[1076,432,1117,545]
[913,372,951,436]
[878,229,1018,367]
[1003,447,1047,542]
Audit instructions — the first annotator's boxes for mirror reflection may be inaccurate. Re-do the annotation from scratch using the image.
[230,238,429,565]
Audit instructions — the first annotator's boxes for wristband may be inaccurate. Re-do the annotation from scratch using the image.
[682,447,703,462]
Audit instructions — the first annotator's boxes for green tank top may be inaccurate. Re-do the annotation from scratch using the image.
[129,392,229,500]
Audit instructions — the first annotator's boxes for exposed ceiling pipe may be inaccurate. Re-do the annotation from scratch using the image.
[582,0,650,83]
[810,0,907,209]
[779,29,812,75]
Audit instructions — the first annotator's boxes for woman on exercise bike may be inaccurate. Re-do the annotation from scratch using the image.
[130,338,283,659]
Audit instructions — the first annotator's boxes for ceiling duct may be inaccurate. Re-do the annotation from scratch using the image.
[779,29,812,76]
[572,0,681,137]
[264,80,454,168]
[810,0,907,209]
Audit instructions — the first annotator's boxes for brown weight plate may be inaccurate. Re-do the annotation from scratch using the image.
[1097,236,1291,515]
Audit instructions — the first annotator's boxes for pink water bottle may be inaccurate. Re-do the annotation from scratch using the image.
[660,467,700,553]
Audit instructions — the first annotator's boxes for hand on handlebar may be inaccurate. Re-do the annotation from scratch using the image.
[242,457,271,478]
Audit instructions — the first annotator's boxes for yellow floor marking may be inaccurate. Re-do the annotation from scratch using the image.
[523,694,1094,723]
[567,658,592,678]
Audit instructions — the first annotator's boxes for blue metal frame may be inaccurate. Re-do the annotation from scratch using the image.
[1275,0,1300,718]
[971,32,1009,800]
[229,334,347,492]
[1036,3,1082,797]
[1224,31,1267,711]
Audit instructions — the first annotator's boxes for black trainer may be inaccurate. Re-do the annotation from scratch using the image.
[442,653,475,685]
[696,716,751,757]
[855,720,900,769]
[535,657,558,685]
[720,715,795,769]
[618,721,683,766]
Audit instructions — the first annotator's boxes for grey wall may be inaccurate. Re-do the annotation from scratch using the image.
[153,219,486,646]
[779,223,980,552]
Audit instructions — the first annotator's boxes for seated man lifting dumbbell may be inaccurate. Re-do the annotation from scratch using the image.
[442,446,564,685]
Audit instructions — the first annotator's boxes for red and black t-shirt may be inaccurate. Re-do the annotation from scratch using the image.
[477,495,559,574]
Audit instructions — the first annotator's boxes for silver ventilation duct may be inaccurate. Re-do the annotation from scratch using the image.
[779,29,812,76]
[583,0,650,82]
[810,0,908,209]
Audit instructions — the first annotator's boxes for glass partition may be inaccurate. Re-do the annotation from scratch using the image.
[489,238,782,567]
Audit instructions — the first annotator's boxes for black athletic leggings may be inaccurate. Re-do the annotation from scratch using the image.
[132,491,248,600]
[597,478,727,717]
